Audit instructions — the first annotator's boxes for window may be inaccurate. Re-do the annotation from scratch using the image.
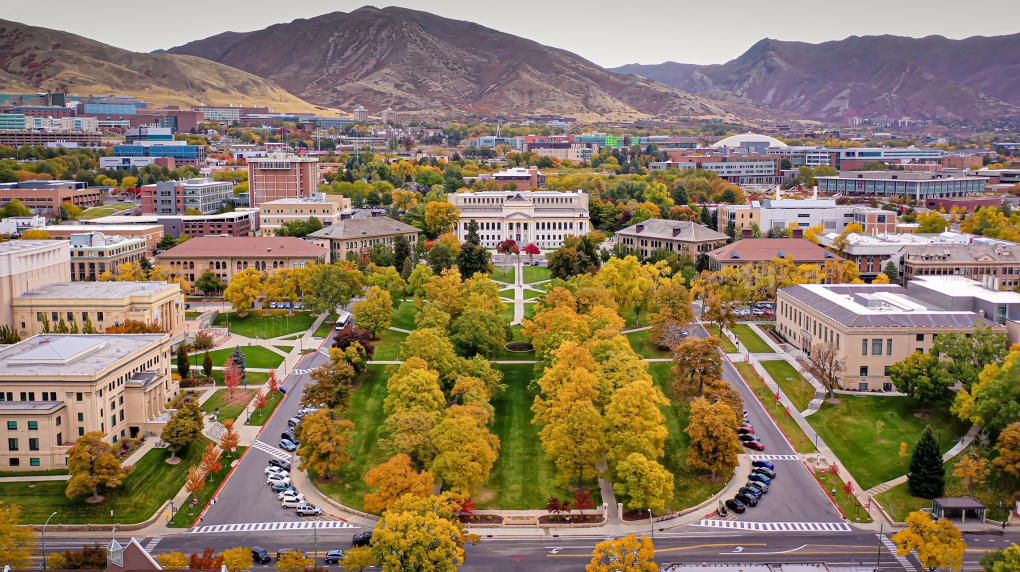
[29,438,39,451]
[6,421,15,430]
[76,392,83,402]
[55,416,60,426]
[111,416,116,427]
[916,348,924,354]
[862,339,868,355]
[119,410,124,421]
[30,458,39,467]
[97,312,104,321]
[8,438,18,451]
[916,333,924,342]
[9,458,18,467]
[887,339,893,356]
[56,433,62,446]
[872,339,883,356]
[77,412,83,422]
[27,421,37,430]
[78,427,84,437]
[885,366,892,376]
[860,366,869,377]
[118,396,123,405]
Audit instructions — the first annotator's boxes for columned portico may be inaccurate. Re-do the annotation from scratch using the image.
[449,189,590,250]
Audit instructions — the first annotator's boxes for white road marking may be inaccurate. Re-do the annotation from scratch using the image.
[695,520,852,532]
[188,520,355,533]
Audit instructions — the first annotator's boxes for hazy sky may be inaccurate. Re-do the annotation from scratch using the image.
[2,0,1018,67]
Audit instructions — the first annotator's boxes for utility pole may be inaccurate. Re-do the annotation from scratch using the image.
[41,511,57,569]
[875,522,883,571]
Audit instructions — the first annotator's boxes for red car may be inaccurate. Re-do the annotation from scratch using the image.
[742,440,765,451]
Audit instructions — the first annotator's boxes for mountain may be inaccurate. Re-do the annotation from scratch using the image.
[0,19,321,113]
[613,35,1020,124]
[162,6,728,121]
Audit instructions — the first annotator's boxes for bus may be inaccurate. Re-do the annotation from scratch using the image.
[334,310,352,330]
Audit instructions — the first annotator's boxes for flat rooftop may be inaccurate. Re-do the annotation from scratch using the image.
[16,281,179,300]
[0,334,165,377]
[909,276,1020,304]
[0,240,67,256]
[0,401,64,412]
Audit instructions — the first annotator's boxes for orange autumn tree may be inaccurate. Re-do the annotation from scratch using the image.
[224,358,242,398]
[252,389,268,417]
[199,443,222,481]
[267,369,280,395]
[219,419,240,456]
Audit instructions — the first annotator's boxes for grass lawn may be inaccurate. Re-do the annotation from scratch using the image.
[703,324,739,353]
[0,469,68,477]
[185,312,203,320]
[627,329,671,359]
[81,202,135,220]
[523,303,536,321]
[523,289,544,300]
[760,360,815,412]
[521,265,550,284]
[498,289,515,299]
[313,312,338,338]
[213,311,315,339]
[315,366,390,512]
[168,446,247,528]
[372,328,408,362]
[273,345,293,354]
[246,391,284,426]
[808,396,969,490]
[734,362,817,454]
[391,301,418,331]
[817,470,873,523]
[207,370,269,387]
[490,266,514,283]
[647,362,728,513]
[499,302,514,324]
[189,346,284,369]
[200,389,256,422]
[876,482,931,522]
[731,324,772,353]
[0,440,208,524]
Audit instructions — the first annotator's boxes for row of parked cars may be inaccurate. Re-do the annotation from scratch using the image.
[278,407,318,452]
[268,301,304,310]
[266,408,325,517]
[249,532,374,567]
[724,412,777,514]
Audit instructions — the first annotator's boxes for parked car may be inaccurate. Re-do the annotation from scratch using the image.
[251,547,271,565]
[270,483,296,494]
[734,493,758,507]
[742,440,765,451]
[752,467,777,479]
[293,302,303,310]
[738,427,754,436]
[324,550,345,564]
[763,310,774,317]
[287,417,302,428]
[281,497,303,509]
[751,459,774,470]
[739,486,763,499]
[748,473,772,485]
[278,491,305,502]
[724,499,746,514]
[530,261,540,266]
[352,532,373,547]
[268,458,292,471]
[279,439,297,452]
[267,474,291,486]
[266,466,288,477]
[738,433,758,443]
[746,481,768,494]
[281,431,297,443]
[752,309,765,316]
[296,503,323,517]
[276,549,306,561]
[270,302,279,309]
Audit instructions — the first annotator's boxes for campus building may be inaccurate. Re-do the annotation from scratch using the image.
[156,236,328,284]
[140,178,234,215]
[491,167,546,191]
[246,153,319,206]
[45,224,164,256]
[307,217,419,263]
[448,189,589,249]
[718,198,898,235]
[0,181,102,218]
[0,240,71,326]
[894,243,1020,290]
[615,219,729,258]
[706,237,841,270]
[68,232,149,281]
[258,194,352,234]
[776,283,1002,391]
[0,334,178,470]
[13,281,184,337]
[815,171,986,200]
[85,210,260,239]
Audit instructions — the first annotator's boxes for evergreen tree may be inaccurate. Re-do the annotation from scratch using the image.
[229,346,247,384]
[393,235,412,271]
[400,257,414,281]
[82,314,96,334]
[465,220,481,245]
[907,426,945,499]
[202,350,213,377]
[177,341,190,379]
[883,261,900,284]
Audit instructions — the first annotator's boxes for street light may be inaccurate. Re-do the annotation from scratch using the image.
[41,511,57,569]
[647,509,654,539]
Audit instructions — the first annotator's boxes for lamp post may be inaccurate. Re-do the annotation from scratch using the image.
[41,511,57,569]
[647,509,654,539]
[875,522,883,571]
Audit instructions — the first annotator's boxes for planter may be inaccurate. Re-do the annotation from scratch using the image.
[504,342,534,352]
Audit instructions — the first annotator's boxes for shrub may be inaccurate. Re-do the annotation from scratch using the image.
[194,331,214,350]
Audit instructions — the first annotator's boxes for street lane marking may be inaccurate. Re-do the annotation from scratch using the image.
[252,440,293,461]
[548,543,766,558]
[187,521,355,533]
[695,520,852,532]
[723,543,807,555]
[292,369,313,375]
[143,537,161,553]
[880,533,918,571]
[749,454,800,461]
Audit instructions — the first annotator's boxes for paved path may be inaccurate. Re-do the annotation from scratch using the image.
[865,425,980,497]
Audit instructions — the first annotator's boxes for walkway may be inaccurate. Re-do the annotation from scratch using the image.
[865,425,980,497]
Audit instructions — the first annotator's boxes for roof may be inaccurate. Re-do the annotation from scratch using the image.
[156,236,328,259]
[779,284,996,329]
[709,238,840,263]
[900,243,1020,264]
[617,219,728,243]
[933,497,986,510]
[711,132,788,149]
[16,281,179,301]
[909,276,1020,304]
[308,217,419,240]
[0,334,166,377]
[0,401,64,412]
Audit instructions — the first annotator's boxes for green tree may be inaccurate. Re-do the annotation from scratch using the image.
[456,241,491,279]
[953,350,1020,433]
[229,346,246,383]
[426,243,456,274]
[195,271,222,295]
[65,432,130,501]
[399,328,461,392]
[916,211,949,233]
[352,285,392,338]
[161,402,204,462]
[393,235,412,273]
[932,326,1010,391]
[305,263,365,315]
[302,361,356,410]
[907,426,945,499]
[450,309,508,358]
[0,501,37,568]
[882,261,900,284]
[888,352,950,415]
[1,199,31,218]
[223,267,263,316]
[294,410,355,479]
[202,350,213,377]
[176,341,190,380]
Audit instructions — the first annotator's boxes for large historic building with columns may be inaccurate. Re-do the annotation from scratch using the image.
[448,189,590,249]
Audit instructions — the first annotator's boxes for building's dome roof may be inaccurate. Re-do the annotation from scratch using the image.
[711,132,788,149]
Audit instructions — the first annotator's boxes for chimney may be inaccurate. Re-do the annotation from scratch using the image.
[673,227,683,237]
[635,224,644,233]
[792,227,804,238]
[741,228,753,239]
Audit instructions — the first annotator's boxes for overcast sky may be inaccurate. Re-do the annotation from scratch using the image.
[2,0,1018,67]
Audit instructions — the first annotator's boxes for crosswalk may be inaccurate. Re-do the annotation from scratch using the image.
[187,520,356,534]
[292,368,313,376]
[695,520,853,532]
[748,454,801,461]
[880,532,918,571]
[251,440,293,461]
[143,538,161,553]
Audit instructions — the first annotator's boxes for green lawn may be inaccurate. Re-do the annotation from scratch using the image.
[523,303,536,321]
[647,362,728,513]
[391,301,418,331]
[523,289,545,300]
[760,360,815,412]
[734,362,817,454]
[168,446,247,528]
[0,440,208,524]
[627,329,671,359]
[373,328,408,362]
[185,312,203,320]
[189,345,284,369]
[522,265,550,284]
[313,312,338,338]
[207,370,269,387]
[498,289,515,299]
[876,481,931,522]
[273,345,293,354]
[213,311,315,339]
[246,391,284,426]
[490,266,514,283]
[81,202,135,220]
[731,324,772,353]
[200,389,256,422]
[808,396,969,490]
[703,324,738,353]
[0,469,68,477]
[817,470,873,523]
[499,302,514,324]
[314,366,391,512]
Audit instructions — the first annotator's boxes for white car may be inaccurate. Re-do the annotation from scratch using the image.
[295,504,323,517]
[281,497,304,509]
[278,491,306,502]
[265,466,288,477]
[267,475,292,486]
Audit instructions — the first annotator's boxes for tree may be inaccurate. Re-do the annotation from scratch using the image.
[341,547,376,572]
[0,501,36,568]
[267,369,281,395]
[953,452,989,497]
[831,222,863,255]
[456,240,491,279]
[195,271,222,295]
[573,490,596,515]
[162,402,204,462]
[47,544,109,569]
[450,308,508,358]
[223,267,263,315]
[200,442,222,481]
[156,552,189,569]
[671,336,723,396]
[883,261,900,284]
[305,263,365,315]
[586,534,656,572]
[613,453,674,513]
[294,410,355,479]
[916,211,949,234]
[524,243,541,259]
[371,494,479,572]
[220,547,254,572]
[426,243,456,274]
[363,453,435,514]
[424,201,460,237]
[303,361,356,410]
[888,352,950,415]
[953,350,1020,433]
[65,431,130,501]
[430,405,500,496]
[398,329,462,393]
[604,380,669,468]
[202,350,213,377]
[176,341,190,380]
[60,202,83,220]
[702,296,736,331]
[275,551,312,572]
[223,358,242,398]
[872,272,891,284]
[332,324,376,360]
[393,235,412,273]
[105,319,165,333]
[548,246,593,280]
[219,418,240,456]
[892,511,966,572]
[908,426,945,499]
[185,465,205,503]
[649,283,693,348]
[20,228,50,240]
[252,390,268,417]
[933,326,1010,391]
[2,199,31,217]
[684,397,741,480]
[352,285,392,338]
[994,423,1020,478]
[803,342,845,399]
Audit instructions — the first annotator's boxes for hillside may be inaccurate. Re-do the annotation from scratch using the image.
[614,35,1020,124]
[0,19,323,113]
[163,6,730,121]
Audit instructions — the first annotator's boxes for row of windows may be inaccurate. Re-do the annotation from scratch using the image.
[0,392,58,402]
[862,338,894,356]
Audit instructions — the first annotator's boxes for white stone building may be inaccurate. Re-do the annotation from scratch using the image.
[448,189,590,249]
